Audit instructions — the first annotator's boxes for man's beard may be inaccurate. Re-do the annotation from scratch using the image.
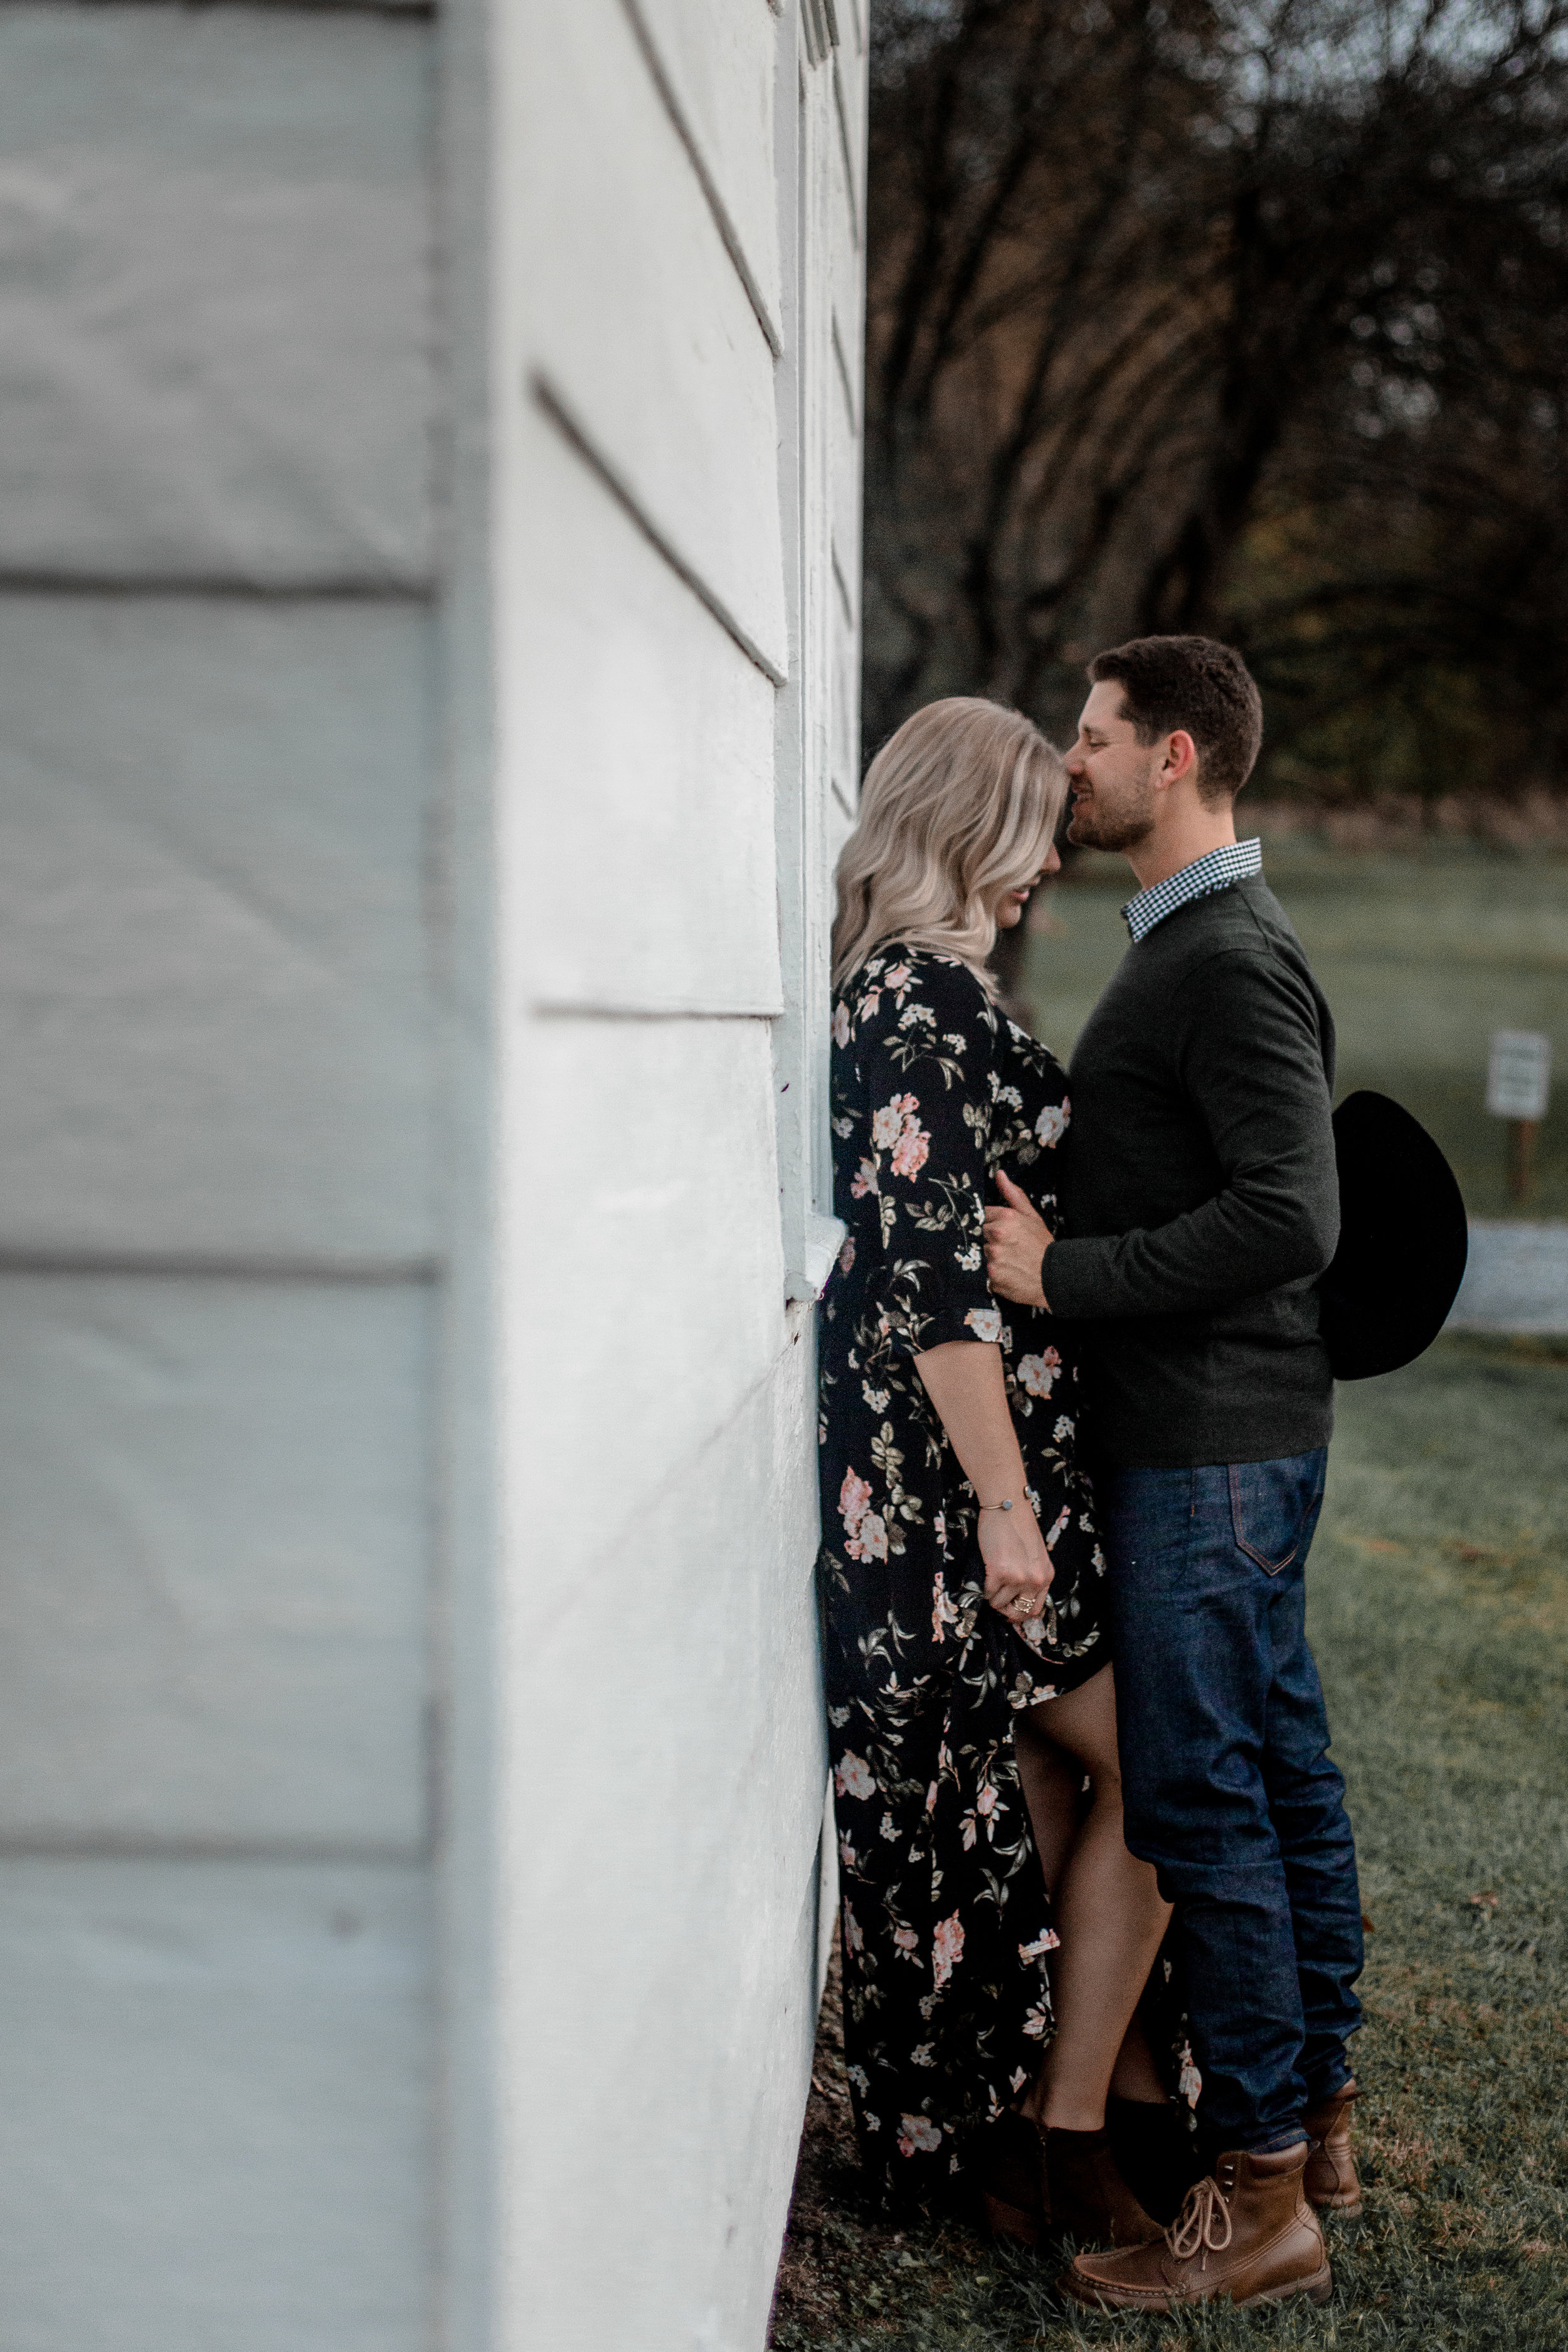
[1067,773,1157,852]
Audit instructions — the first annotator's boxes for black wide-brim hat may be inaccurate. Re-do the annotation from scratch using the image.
[1320,1090,1469,1381]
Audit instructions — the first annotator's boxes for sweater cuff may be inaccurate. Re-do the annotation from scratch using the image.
[1039,1235,1114,1320]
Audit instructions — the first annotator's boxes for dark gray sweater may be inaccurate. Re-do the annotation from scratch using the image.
[1043,874,1339,1470]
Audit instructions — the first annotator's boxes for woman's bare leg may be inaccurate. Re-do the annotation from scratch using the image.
[1014,1730,1172,2105]
[1012,1708,1082,1895]
[1014,1664,1172,2132]
[1109,2008,1169,2104]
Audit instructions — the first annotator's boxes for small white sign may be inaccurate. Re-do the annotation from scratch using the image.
[1486,1029,1552,1122]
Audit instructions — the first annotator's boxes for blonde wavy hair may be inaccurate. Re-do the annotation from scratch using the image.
[831,697,1067,996]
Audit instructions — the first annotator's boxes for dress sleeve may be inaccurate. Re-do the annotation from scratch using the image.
[853,953,1005,1359]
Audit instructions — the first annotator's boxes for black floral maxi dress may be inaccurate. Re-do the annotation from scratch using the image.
[817,943,1110,2204]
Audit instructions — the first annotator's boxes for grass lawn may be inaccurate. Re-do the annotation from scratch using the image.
[770,1334,1568,2349]
[1022,839,1568,1221]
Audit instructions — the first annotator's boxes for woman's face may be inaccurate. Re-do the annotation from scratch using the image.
[993,842,1060,930]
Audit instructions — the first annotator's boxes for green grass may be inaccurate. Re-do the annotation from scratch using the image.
[770,1335,1568,2348]
[1022,839,1568,1221]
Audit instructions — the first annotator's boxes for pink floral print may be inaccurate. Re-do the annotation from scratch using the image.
[1016,1347,1062,1398]
[890,1114,931,1180]
[1035,1098,1070,1148]
[1179,2041,1204,2109]
[839,1468,872,1530]
[847,1510,889,1562]
[871,1094,913,1152]
[841,1463,891,1563]
[931,1572,963,1643]
[818,943,1150,2200]
[898,2114,943,2157]
[931,1912,965,1989]
[866,1090,933,1182]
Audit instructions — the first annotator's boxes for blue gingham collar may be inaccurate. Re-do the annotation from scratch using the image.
[1120,838,1263,943]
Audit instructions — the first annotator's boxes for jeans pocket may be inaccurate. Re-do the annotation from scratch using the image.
[1228,1454,1326,1577]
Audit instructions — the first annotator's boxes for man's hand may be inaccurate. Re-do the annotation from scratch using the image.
[983,1170,1052,1308]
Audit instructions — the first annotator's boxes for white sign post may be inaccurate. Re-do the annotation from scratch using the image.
[1486,1030,1552,1202]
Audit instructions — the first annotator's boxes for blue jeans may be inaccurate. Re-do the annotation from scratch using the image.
[1103,1450,1364,2154]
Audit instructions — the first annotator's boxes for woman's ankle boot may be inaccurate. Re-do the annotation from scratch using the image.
[980,2109,1047,2245]
[1043,2125,1159,2247]
[1105,2094,1204,2225]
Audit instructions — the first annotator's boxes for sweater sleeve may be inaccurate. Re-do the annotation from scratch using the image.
[1042,948,1340,1322]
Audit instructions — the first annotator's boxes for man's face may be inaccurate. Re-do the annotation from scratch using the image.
[1064,681,1160,852]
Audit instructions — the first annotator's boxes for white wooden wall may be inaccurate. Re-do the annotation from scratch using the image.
[474,3,866,2342]
[0,10,437,2348]
[0,0,864,2346]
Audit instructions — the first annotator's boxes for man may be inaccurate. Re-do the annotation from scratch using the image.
[985,635,1364,2313]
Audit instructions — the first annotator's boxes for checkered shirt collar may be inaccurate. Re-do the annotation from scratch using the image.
[1120,839,1263,943]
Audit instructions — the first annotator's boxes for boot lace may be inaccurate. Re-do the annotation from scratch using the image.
[1167,2175,1234,2267]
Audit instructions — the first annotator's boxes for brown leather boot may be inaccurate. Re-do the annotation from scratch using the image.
[981,2110,1046,2247]
[1303,2078,1362,2217]
[1044,2126,1160,2248]
[1105,2095,1205,2226]
[1060,2142,1332,2312]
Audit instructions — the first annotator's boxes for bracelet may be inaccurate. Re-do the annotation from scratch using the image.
[978,1498,1016,1513]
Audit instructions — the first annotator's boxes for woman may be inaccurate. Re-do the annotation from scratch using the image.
[818,697,1179,2243]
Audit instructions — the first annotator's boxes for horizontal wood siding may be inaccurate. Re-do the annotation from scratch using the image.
[627,0,785,344]
[0,1859,431,2352]
[0,1278,430,1853]
[500,1352,827,2348]
[512,415,783,1017]
[0,0,866,2338]
[0,3,438,2339]
[484,3,866,2345]
[0,596,435,1261]
[507,1017,787,1565]
[0,8,434,586]
[517,0,788,677]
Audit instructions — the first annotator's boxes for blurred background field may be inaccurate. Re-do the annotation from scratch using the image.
[1025,840,1568,1223]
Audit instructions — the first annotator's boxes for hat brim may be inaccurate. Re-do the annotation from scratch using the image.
[1320,1089,1469,1382]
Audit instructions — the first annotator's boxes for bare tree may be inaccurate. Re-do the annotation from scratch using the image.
[866,0,1568,799]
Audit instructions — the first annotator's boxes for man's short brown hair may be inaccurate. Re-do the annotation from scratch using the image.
[1088,635,1263,804]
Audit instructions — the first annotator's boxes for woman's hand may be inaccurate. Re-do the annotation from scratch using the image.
[983,1170,1053,1308]
[978,1498,1054,1624]
[911,1337,1052,1625]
